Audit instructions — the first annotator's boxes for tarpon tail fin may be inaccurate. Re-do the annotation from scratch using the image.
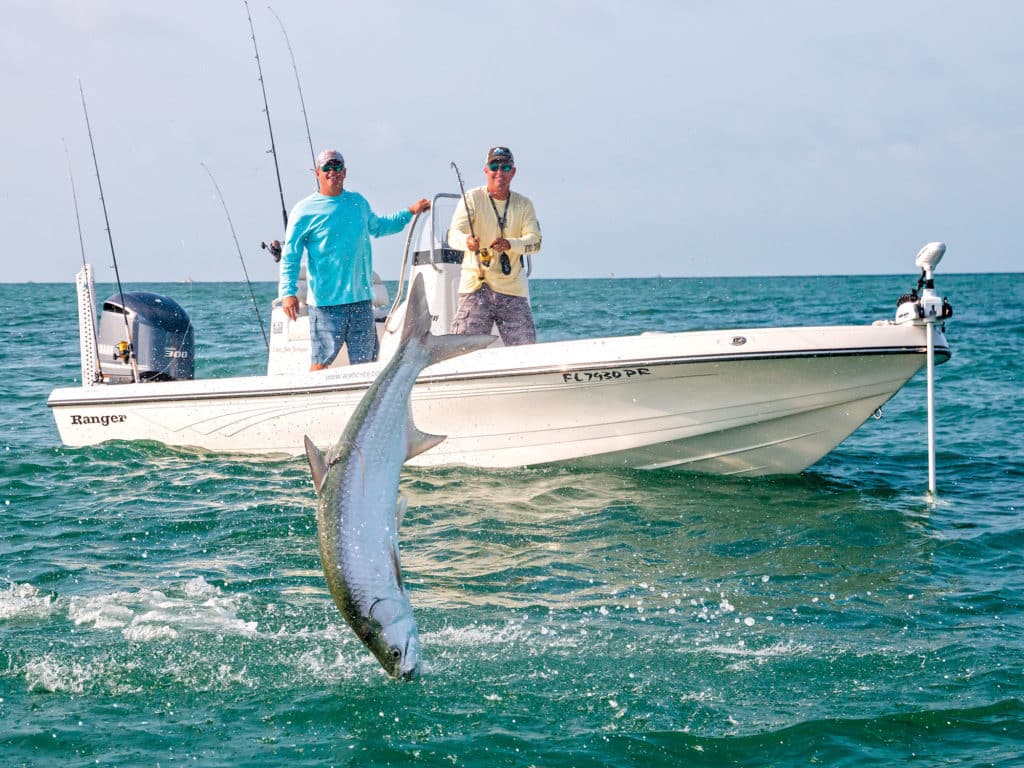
[402,273,494,367]
[304,435,330,496]
[401,273,433,347]
[425,332,495,367]
[396,272,492,463]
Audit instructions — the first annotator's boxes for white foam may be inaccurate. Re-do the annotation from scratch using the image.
[699,639,813,671]
[424,620,531,647]
[23,654,94,694]
[122,623,180,642]
[291,647,369,683]
[743,640,810,658]
[0,582,54,620]
[678,689,721,704]
[182,576,220,599]
[66,576,258,641]
[66,594,135,629]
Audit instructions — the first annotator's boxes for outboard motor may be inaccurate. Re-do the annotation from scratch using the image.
[96,292,194,383]
[894,242,954,325]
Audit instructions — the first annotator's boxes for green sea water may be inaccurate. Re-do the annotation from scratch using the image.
[2,273,1022,767]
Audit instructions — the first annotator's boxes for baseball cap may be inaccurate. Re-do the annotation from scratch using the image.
[316,149,345,167]
[486,146,514,165]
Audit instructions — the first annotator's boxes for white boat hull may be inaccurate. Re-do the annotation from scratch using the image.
[48,322,948,476]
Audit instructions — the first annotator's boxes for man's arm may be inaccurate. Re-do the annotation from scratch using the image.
[366,205,413,238]
[278,212,305,320]
[506,196,541,257]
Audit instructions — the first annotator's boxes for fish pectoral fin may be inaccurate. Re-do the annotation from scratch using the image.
[390,543,405,591]
[303,435,330,496]
[395,495,408,529]
[406,426,446,460]
[406,405,445,460]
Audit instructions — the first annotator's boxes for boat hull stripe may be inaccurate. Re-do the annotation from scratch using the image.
[47,345,948,409]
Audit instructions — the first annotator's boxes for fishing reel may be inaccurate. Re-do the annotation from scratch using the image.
[478,249,513,275]
[261,240,283,263]
[114,340,132,363]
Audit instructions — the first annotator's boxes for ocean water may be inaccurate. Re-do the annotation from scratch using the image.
[2,272,1022,767]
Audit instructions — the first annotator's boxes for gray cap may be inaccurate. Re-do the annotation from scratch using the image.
[316,149,345,167]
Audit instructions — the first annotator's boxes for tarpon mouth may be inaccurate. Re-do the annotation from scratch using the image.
[397,636,421,680]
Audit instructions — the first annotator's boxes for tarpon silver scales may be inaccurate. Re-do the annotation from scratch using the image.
[304,274,493,679]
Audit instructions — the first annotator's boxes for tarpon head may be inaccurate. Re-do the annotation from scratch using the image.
[362,594,421,679]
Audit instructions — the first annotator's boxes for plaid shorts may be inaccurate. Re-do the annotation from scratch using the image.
[449,284,536,346]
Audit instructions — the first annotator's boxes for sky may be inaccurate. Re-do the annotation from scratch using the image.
[2,0,1021,284]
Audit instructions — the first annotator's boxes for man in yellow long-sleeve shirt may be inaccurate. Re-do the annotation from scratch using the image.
[447,147,542,345]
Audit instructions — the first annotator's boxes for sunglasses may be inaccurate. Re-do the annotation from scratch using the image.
[488,162,514,173]
[320,161,345,172]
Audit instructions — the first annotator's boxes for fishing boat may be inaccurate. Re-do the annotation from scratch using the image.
[47,197,953,476]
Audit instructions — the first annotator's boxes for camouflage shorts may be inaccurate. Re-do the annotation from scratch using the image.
[449,284,536,346]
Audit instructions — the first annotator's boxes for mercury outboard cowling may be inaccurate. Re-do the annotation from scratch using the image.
[97,292,194,383]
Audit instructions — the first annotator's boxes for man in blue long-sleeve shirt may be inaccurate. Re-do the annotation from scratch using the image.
[278,149,430,369]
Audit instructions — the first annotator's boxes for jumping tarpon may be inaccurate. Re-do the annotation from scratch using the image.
[304,274,493,679]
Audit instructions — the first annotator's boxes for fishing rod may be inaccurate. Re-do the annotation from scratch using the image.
[451,161,486,277]
[202,162,270,349]
[267,4,316,182]
[244,0,288,230]
[62,138,88,269]
[63,136,104,381]
[256,5,316,263]
[78,79,140,383]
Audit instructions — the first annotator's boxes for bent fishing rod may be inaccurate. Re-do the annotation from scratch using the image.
[268,4,316,180]
[258,5,319,262]
[451,161,486,277]
[201,163,270,350]
[78,79,140,383]
[63,138,89,271]
[450,162,476,243]
[244,0,288,230]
